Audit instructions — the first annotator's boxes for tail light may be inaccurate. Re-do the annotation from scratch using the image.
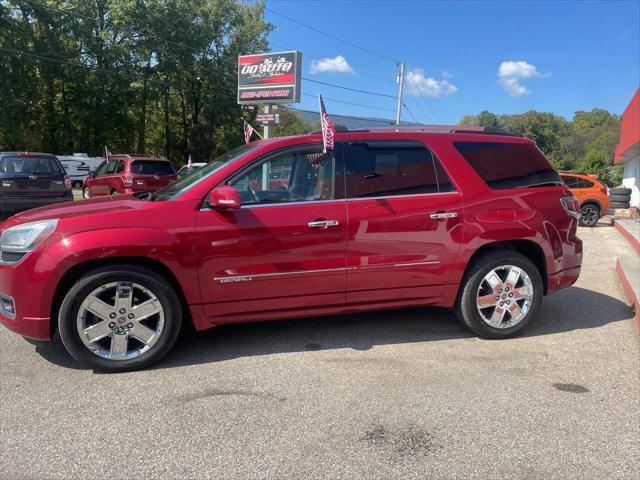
[599,185,607,195]
[123,175,133,187]
[560,196,580,219]
[64,175,72,190]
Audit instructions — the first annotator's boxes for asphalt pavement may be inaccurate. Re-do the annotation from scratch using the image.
[1,224,638,479]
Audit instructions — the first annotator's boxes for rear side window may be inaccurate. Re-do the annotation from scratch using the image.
[131,161,175,175]
[344,141,455,198]
[561,175,580,188]
[454,141,562,189]
[0,156,62,175]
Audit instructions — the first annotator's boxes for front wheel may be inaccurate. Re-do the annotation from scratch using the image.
[579,204,600,227]
[455,251,543,339]
[82,187,91,199]
[58,265,182,371]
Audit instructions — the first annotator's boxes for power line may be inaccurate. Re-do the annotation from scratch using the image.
[302,77,397,99]
[301,93,395,112]
[264,6,399,64]
[402,103,420,124]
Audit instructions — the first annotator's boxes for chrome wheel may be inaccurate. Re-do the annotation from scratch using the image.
[83,188,91,199]
[580,205,599,227]
[76,281,164,360]
[476,265,534,329]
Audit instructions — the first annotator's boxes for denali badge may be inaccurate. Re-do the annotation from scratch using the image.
[215,276,252,284]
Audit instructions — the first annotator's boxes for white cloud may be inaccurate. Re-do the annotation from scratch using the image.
[310,55,354,74]
[497,60,548,97]
[405,68,458,98]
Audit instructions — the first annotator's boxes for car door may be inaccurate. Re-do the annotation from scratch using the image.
[341,140,463,304]
[195,144,348,319]
[91,160,117,196]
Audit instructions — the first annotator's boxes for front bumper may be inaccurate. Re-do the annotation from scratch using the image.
[0,250,56,341]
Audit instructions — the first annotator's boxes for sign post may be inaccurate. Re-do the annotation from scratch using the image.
[237,50,301,185]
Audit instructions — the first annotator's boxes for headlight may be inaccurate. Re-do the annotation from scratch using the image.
[0,219,58,264]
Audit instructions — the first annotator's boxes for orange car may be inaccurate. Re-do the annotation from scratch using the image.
[559,172,609,227]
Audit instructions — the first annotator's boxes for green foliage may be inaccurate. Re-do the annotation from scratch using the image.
[270,108,315,137]
[0,0,272,165]
[458,108,622,185]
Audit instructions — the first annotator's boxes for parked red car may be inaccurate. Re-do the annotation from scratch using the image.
[82,155,177,198]
[0,127,582,371]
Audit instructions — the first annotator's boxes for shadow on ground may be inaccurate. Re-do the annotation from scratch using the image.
[33,286,634,371]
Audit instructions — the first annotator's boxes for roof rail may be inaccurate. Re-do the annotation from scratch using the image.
[308,125,516,136]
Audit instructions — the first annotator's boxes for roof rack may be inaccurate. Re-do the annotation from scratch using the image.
[309,125,516,136]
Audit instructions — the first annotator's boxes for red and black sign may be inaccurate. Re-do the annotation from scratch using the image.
[237,51,301,104]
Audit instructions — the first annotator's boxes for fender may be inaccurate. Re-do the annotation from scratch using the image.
[38,227,200,318]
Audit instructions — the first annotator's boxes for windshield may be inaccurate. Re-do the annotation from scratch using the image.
[151,145,256,201]
[0,155,62,175]
[131,160,175,175]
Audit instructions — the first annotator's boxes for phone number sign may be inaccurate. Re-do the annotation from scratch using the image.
[237,51,302,104]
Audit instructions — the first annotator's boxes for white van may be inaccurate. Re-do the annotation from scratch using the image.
[58,153,105,188]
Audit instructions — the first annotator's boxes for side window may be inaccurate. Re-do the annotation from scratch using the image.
[114,160,125,173]
[231,148,337,205]
[580,178,594,188]
[94,161,108,175]
[105,160,118,174]
[344,141,453,198]
[562,176,580,188]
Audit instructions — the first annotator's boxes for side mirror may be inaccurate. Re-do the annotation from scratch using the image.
[208,185,241,209]
[89,170,96,178]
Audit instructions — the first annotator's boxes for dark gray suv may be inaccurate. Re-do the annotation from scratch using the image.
[0,152,73,220]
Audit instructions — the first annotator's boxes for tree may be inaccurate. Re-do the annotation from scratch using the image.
[270,108,315,137]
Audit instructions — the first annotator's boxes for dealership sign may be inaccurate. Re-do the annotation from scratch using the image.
[237,51,302,104]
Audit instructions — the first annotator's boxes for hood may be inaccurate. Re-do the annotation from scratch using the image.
[1,195,148,229]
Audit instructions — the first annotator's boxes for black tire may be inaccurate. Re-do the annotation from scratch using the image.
[110,190,118,196]
[609,187,632,195]
[609,194,631,202]
[610,201,631,209]
[58,265,182,371]
[455,250,543,339]
[82,187,91,199]
[579,204,600,227]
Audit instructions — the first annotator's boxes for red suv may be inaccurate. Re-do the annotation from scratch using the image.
[82,155,177,198]
[0,127,583,371]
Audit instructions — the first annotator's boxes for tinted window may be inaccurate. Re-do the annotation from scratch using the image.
[454,142,562,189]
[561,175,580,188]
[94,161,108,175]
[115,160,125,173]
[580,178,594,188]
[344,142,453,198]
[131,161,175,175]
[0,156,62,174]
[232,148,337,205]
[105,160,118,174]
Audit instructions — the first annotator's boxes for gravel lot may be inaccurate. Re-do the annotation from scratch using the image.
[1,225,638,480]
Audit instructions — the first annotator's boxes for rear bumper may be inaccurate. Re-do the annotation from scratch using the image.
[1,193,73,217]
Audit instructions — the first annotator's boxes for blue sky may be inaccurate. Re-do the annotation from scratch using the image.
[263,0,640,124]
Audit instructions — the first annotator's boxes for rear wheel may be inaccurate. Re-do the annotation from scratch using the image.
[579,204,600,227]
[110,190,118,196]
[58,265,182,371]
[82,187,91,199]
[456,251,543,339]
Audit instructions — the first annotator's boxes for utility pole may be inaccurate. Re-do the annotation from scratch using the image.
[395,61,405,126]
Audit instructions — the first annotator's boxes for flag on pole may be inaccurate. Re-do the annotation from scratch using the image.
[243,119,261,144]
[104,146,113,159]
[318,94,335,153]
[187,154,192,169]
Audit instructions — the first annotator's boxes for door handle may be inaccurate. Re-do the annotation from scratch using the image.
[430,212,458,219]
[308,219,340,228]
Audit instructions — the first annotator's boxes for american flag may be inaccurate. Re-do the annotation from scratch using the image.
[104,146,113,159]
[187,154,192,169]
[318,94,335,153]
[243,119,257,144]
